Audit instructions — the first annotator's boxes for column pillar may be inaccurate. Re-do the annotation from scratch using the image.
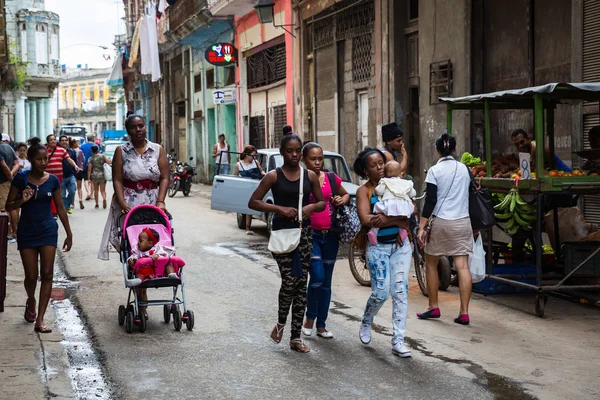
[15,95,27,143]
[37,100,46,139]
[30,100,37,139]
[44,98,52,138]
[24,101,30,139]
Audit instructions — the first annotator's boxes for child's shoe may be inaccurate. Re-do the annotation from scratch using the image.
[367,229,378,245]
[399,228,408,243]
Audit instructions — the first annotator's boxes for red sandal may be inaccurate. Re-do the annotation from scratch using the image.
[24,299,36,323]
[34,325,52,334]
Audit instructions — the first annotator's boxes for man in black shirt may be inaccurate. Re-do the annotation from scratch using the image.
[380,122,408,175]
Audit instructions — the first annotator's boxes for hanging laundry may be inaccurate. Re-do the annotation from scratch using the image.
[139,11,161,82]
[128,17,142,68]
[106,53,124,87]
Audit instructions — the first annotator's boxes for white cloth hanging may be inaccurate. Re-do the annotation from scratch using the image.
[139,9,161,82]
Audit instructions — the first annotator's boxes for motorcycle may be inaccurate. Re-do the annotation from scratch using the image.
[168,157,195,197]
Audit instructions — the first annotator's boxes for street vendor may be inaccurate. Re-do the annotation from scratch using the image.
[511,129,573,173]
[380,122,408,175]
[581,126,600,172]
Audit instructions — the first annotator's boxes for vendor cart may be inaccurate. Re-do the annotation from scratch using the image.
[442,82,600,317]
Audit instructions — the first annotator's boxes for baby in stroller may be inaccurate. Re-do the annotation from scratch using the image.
[128,227,177,280]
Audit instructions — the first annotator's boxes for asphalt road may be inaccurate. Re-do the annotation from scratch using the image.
[58,185,599,400]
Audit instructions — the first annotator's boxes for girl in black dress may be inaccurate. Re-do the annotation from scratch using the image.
[249,134,325,353]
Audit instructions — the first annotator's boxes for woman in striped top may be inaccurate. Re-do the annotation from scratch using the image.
[353,147,413,358]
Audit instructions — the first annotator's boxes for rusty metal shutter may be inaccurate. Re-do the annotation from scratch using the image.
[582,0,600,222]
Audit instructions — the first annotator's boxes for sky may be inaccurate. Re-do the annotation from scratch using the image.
[46,0,125,69]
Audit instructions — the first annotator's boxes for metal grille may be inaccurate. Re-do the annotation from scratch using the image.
[429,60,453,104]
[584,195,600,224]
[249,115,266,149]
[247,43,286,89]
[312,0,374,50]
[271,105,287,147]
[352,34,372,83]
[583,0,600,82]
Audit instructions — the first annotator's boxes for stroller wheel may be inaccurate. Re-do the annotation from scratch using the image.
[163,304,171,324]
[138,311,147,333]
[173,307,182,331]
[185,310,194,331]
[127,304,134,315]
[125,311,134,334]
[118,305,126,326]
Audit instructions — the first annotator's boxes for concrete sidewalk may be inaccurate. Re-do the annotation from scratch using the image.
[0,245,73,400]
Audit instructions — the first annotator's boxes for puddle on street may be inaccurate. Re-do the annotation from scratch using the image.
[51,268,113,399]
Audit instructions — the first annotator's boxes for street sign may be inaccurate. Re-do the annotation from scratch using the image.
[213,89,237,105]
[205,43,238,66]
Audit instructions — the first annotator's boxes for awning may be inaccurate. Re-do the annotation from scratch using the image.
[440,82,600,104]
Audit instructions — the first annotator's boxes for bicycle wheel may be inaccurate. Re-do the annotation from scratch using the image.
[168,180,179,198]
[349,241,371,287]
[414,245,429,296]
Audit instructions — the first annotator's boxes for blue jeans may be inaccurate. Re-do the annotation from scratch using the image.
[217,164,230,175]
[61,175,76,209]
[306,230,339,329]
[362,239,411,345]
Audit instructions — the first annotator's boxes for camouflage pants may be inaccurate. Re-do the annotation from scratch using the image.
[272,227,312,340]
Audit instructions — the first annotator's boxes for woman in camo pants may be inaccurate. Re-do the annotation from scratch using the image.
[249,134,325,353]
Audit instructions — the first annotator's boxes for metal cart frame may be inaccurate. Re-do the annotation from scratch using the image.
[442,83,600,317]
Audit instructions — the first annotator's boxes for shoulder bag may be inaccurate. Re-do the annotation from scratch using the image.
[423,160,457,243]
[268,168,304,254]
[468,169,496,230]
[328,172,361,244]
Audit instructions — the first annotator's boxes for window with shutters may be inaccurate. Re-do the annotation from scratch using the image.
[271,105,287,146]
[407,34,418,78]
[35,24,48,65]
[51,26,58,61]
[247,43,286,89]
[429,60,452,104]
[194,74,202,92]
[20,23,27,62]
[249,115,266,149]
[206,69,215,89]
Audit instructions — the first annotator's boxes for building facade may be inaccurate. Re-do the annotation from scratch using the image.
[57,67,120,137]
[3,0,60,142]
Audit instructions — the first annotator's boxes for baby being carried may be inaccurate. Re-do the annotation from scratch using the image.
[369,161,416,245]
[128,227,177,280]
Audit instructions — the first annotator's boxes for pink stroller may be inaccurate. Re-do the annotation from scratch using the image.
[116,204,194,333]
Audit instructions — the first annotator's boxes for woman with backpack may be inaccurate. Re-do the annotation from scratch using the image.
[300,142,349,339]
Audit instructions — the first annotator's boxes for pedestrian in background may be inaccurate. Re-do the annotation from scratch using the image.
[417,133,473,325]
[80,134,96,201]
[233,145,265,235]
[59,135,77,214]
[16,142,31,171]
[45,134,80,217]
[283,125,293,136]
[301,142,349,339]
[6,137,73,334]
[380,122,408,176]
[69,138,86,209]
[87,145,111,209]
[213,133,230,175]
[0,133,19,243]
[248,134,325,353]
[353,147,412,358]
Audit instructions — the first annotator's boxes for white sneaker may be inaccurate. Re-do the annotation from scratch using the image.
[301,327,313,336]
[392,342,412,358]
[359,323,371,344]
[246,230,254,236]
[167,273,178,279]
[7,236,16,244]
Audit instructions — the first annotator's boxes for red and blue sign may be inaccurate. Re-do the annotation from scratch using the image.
[205,43,238,66]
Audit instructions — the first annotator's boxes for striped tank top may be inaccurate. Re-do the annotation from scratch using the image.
[371,194,399,244]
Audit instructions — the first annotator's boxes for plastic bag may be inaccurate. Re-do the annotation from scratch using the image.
[103,163,112,181]
[469,234,486,283]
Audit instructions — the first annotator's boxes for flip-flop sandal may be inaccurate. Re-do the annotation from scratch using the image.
[289,338,310,353]
[270,323,285,344]
[34,325,52,333]
[24,300,36,323]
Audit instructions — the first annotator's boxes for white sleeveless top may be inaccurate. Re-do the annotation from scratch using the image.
[216,143,229,165]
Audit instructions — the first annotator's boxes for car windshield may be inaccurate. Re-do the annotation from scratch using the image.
[271,154,352,182]
[103,144,120,155]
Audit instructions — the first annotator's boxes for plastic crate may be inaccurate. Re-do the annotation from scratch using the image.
[472,264,537,294]
[562,241,600,277]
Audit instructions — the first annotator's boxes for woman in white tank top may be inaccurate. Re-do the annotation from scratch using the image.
[213,134,230,175]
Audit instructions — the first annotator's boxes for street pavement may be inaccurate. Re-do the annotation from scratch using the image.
[3,183,600,399]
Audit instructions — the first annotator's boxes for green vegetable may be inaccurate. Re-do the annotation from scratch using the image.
[460,152,483,167]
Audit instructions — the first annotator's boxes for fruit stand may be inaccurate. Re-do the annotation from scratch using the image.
[441,82,600,317]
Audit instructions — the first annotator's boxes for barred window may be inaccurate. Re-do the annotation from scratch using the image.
[271,105,287,146]
[250,115,266,149]
[352,34,372,83]
[247,43,286,89]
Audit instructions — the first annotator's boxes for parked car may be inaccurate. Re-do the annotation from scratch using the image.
[101,140,127,161]
[211,148,358,233]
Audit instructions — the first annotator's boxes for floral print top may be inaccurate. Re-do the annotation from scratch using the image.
[121,140,161,206]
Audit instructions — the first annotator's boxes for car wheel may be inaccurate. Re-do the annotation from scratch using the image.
[237,213,247,230]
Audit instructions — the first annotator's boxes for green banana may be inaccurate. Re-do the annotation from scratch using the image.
[515,195,527,206]
[494,194,512,210]
[507,224,519,236]
[494,212,513,220]
[517,211,536,222]
[505,217,516,232]
[513,212,531,228]
[509,194,517,212]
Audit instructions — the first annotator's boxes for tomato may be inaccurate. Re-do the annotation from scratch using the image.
[548,170,559,177]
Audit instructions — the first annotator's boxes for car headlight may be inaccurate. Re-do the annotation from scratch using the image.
[177,166,184,173]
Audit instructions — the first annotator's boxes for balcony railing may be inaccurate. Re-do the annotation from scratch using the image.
[59,106,116,119]
[169,0,207,32]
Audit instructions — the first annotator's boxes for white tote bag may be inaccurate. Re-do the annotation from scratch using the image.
[469,234,486,283]
[268,168,304,255]
[103,163,112,181]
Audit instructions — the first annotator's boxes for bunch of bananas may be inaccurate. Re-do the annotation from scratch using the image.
[493,188,536,235]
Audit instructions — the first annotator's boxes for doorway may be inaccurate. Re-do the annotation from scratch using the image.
[176,102,186,163]
[408,86,420,186]
[358,92,369,149]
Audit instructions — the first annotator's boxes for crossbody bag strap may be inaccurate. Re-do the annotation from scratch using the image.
[435,160,458,216]
[298,167,304,226]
